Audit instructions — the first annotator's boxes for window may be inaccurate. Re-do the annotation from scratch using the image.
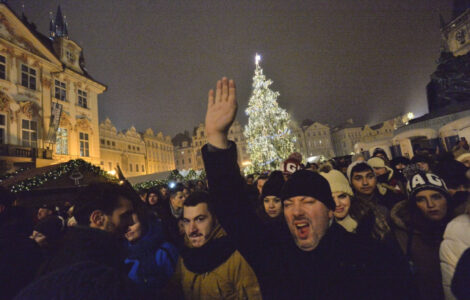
[21,65,36,90]
[132,146,135,151]
[54,80,67,101]
[137,147,140,151]
[112,141,115,147]
[142,165,145,172]
[182,159,184,165]
[108,162,112,170]
[106,140,110,146]
[128,145,131,150]
[188,158,192,163]
[21,119,37,147]
[55,128,68,155]
[100,139,105,145]
[0,55,6,80]
[79,132,89,157]
[129,164,133,172]
[0,114,5,144]
[78,89,88,108]
[136,164,139,172]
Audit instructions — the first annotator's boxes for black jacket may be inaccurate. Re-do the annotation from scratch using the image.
[202,142,411,300]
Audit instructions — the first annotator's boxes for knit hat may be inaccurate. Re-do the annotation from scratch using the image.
[346,161,374,183]
[261,171,285,200]
[34,216,64,241]
[280,169,335,210]
[373,148,388,159]
[391,156,410,169]
[320,170,353,196]
[280,158,301,175]
[406,172,451,202]
[368,157,394,176]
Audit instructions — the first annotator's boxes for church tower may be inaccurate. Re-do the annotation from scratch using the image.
[49,5,84,74]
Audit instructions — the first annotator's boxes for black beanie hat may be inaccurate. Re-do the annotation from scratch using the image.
[406,172,451,203]
[261,171,285,200]
[280,169,335,210]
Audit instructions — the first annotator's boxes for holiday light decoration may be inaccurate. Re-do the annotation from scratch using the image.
[244,54,295,174]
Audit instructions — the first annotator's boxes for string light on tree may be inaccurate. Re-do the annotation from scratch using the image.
[244,53,295,174]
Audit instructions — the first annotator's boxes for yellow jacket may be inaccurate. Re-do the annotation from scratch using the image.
[173,225,262,300]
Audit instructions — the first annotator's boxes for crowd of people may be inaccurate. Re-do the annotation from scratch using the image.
[0,77,470,299]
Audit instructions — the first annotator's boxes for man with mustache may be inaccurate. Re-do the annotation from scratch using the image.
[201,77,410,300]
[170,191,262,299]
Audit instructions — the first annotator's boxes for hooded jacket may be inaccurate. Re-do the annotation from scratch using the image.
[439,214,470,300]
[201,142,410,300]
[391,200,448,300]
[172,224,262,300]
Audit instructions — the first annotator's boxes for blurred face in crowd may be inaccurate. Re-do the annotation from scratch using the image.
[257,178,267,194]
[170,191,186,210]
[183,203,215,248]
[246,177,254,185]
[263,196,282,218]
[183,188,191,198]
[160,187,168,197]
[415,190,447,222]
[125,214,143,242]
[332,192,351,220]
[417,162,430,172]
[92,197,134,237]
[395,163,407,171]
[283,196,333,251]
[373,167,387,176]
[30,231,47,247]
[351,170,377,195]
[37,208,52,221]
[147,192,159,206]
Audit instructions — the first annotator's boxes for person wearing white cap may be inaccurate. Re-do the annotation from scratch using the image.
[321,170,392,241]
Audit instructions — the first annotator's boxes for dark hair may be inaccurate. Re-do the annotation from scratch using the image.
[246,174,254,180]
[145,187,161,205]
[351,163,374,177]
[73,183,134,226]
[169,183,185,197]
[183,191,215,216]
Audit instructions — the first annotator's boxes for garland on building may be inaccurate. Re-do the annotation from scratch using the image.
[244,54,295,174]
[9,159,116,193]
[133,169,206,191]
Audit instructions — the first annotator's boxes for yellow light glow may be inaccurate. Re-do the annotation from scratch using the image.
[242,160,252,166]
[107,170,117,176]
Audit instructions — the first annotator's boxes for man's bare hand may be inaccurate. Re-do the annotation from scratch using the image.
[205,77,237,149]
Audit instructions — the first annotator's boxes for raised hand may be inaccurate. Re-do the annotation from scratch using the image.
[205,77,237,149]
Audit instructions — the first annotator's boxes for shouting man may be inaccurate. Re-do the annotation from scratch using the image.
[201,77,409,300]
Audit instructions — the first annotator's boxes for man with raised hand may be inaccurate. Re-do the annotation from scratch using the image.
[201,77,410,300]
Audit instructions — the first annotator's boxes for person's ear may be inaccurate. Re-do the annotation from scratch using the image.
[89,210,105,227]
[328,210,334,219]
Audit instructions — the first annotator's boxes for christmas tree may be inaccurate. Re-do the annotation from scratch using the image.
[244,54,295,173]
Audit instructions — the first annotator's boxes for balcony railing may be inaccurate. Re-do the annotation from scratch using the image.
[0,144,53,159]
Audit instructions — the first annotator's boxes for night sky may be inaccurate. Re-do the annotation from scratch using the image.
[9,0,453,136]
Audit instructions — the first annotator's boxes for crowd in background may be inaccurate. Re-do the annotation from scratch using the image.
[1,77,470,300]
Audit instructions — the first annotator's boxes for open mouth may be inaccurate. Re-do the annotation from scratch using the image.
[294,221,310,239]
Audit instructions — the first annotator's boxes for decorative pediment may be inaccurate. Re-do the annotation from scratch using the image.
[16,101,38,119]
[0,90,14,115]
[144,128,154,137]
[59,111,72,129]
[0,6,61,66]
[75,117,93,134]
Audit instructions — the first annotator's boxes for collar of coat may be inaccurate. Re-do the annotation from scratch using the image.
[181,224,236,274]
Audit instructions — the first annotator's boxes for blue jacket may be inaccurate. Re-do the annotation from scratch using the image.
[125,218,179,295]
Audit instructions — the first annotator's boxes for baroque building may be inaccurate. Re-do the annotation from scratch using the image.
[291,119,335,160]
[331,119,362,157]
[99,118,175,177]
[172,120,249,170]
[0,4,106,173]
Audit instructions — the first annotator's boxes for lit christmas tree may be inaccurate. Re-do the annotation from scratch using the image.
[244,54,295,174]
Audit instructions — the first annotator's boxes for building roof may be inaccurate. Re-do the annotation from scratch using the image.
[172,131,192,147]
